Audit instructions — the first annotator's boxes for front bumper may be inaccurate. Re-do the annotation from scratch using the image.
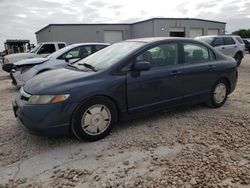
[13,92,77,137]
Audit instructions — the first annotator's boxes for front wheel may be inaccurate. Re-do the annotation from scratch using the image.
[71,97,117,141]
[206,80,228,108]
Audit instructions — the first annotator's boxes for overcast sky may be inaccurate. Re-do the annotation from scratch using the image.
[0,0,250,51]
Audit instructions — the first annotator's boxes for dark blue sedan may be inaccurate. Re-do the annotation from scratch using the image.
[13,38,238,141]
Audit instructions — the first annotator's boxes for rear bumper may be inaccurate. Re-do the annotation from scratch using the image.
[228,69,238,95]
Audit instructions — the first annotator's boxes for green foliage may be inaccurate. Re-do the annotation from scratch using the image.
[232,29,250,38]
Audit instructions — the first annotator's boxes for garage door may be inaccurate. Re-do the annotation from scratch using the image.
[169,27,185,37]
[208,29,219,35]
[190,28,203,38]
[104,31,123,43]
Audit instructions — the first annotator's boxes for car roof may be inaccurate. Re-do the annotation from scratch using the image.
[125,37,195,43]
[197,35,241,38]
[69,43,110,46]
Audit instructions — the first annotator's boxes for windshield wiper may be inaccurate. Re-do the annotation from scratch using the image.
[78,63,97,72]
[67,63,78,70]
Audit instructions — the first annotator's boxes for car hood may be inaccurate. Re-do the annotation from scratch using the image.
[24,68,98,95]
[14,57,49,66]
[4,53,39,64]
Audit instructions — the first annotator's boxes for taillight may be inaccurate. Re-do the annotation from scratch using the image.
[21,65,33,74]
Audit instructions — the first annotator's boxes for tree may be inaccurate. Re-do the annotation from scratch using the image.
[232,29,250,38]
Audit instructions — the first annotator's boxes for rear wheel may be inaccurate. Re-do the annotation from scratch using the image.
[71,97,117,141]
[206,80,228,108]
[234,53,243,66]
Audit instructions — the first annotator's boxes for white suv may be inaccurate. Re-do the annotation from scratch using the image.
[196,35,245,66]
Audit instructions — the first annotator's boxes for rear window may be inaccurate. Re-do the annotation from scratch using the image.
[58,43,66,49]
[235,37,244,44]
[224,37,236,45]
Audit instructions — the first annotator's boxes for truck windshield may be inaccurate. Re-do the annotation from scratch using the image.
[30,43,42,53]
[75,41,144,71]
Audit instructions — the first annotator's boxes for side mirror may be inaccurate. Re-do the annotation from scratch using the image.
[133,61,151,71]
[65,54,73,62]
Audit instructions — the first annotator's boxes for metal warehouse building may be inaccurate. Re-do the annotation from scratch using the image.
[35,18,226,44]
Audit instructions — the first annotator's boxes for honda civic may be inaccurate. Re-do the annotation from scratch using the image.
[13,38,238,141]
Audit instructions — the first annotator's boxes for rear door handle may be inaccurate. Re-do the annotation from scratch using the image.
[170,70,182,76]
[208,65,216,70]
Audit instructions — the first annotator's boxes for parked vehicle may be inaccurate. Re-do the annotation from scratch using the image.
[195,35,245,66]
[2,42,66,72]
[10,43,109,87]
[243,39,250,53]
[13,37,238,141]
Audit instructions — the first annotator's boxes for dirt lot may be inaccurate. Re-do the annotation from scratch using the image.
[0,55,250,188]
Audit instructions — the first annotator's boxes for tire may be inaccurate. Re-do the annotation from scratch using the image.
[71,96,118,141]
[206,79,229,108]
[234,53,243,66]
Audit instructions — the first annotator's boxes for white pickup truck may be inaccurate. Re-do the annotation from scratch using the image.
[2,42,66,72]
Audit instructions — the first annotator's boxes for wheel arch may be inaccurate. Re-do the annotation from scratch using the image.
[234,50,243,58]
[70,95,120,126]
[216,77,231,93]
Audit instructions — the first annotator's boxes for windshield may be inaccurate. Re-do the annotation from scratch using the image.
[75,41,144,71]
[196,36,214,45]
[30,43,43,53]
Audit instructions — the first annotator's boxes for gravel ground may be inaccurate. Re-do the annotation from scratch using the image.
[0,55,250,188]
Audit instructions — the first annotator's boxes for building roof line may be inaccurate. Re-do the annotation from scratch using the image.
[35,17,226,34]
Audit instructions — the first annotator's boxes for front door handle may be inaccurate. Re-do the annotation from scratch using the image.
[170,70,182,76]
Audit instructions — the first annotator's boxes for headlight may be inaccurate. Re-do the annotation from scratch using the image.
[27,94,70,104]
[3,58,9,64]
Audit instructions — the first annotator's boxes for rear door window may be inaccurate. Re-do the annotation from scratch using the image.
[183,43,210,63]
[94,45,108,52]
[224,37,236,45]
